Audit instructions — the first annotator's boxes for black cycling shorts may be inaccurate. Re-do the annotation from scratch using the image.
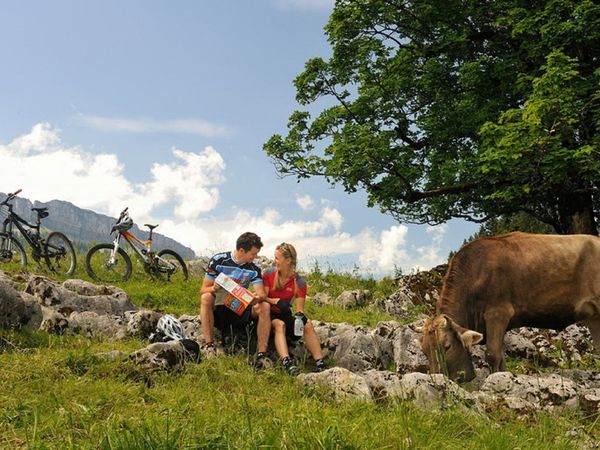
[214,304,253,332]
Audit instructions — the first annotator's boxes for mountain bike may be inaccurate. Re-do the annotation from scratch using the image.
[85,207,189,283]
[0,189,77,275]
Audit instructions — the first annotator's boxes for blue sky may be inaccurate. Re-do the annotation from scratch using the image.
[0,0,478,275]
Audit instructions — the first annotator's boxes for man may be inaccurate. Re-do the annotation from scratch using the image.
[199,231,273,368]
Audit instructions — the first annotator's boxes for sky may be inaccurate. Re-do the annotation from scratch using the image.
[0,0,478,276]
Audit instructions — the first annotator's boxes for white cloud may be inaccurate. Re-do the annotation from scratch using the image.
[296,194,314,211]
[78,115,231,137]
[271,0,334,10]
[1,123,450,277]
[0,123,225,223]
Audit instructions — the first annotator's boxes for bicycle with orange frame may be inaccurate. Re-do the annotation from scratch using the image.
[85,207,188,283]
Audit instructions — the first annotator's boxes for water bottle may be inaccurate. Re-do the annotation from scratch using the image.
[294,314,304,337]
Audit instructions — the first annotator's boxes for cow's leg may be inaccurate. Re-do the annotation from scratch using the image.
[582,317,600,353]
[484,306,513,372]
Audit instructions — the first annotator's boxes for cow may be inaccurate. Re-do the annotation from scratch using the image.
[418,232,600,382]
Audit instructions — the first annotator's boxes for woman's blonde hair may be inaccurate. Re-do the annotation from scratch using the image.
[274,242,298,292]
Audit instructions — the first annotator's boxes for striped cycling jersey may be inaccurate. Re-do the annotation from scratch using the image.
[205,251,263,288]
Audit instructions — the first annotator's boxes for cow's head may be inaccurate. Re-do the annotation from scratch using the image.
[417,314,483,382]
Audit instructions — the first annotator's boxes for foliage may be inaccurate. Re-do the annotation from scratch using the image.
[264,0,600,234]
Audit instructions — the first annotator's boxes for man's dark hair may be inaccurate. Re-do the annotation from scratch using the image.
[236,232,263,251]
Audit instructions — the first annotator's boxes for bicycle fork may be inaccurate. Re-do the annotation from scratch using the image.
[109,234,122,264]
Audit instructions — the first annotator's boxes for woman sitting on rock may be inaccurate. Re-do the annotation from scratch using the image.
[262,242,325,375]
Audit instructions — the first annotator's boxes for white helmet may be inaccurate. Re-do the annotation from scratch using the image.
[112,217,133,233]
[155,314,186,341]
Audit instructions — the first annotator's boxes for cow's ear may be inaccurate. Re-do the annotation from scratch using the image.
[460,330,483,347]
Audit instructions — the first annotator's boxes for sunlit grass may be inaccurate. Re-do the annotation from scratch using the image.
[1,329,597,449]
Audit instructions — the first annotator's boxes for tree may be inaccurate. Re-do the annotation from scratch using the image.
[264,0,600,234]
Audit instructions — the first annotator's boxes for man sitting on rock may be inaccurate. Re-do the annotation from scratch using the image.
[199,232,272,368]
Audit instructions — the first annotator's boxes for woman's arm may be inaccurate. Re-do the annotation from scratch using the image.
[294,296,306,314]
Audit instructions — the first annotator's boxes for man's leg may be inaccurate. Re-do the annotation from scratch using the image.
[251,302,274,369]
[253,302,272,353]
[200,292,216,345]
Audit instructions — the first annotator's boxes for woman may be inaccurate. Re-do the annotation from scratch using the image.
[262,242,325,374]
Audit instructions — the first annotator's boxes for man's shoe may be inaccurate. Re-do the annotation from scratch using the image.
[281,356,299,376]
[314,358,326,372]
[255,352,274,370]
[203,343,219,359]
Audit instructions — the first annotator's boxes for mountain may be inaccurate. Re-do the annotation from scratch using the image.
[0,193,196,259]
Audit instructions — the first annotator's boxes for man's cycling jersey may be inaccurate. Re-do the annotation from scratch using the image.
[205,251,262,287]
[205,251,263,306]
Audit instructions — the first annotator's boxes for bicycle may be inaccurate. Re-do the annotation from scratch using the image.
[85,207,189,283]
[0,189,77,275]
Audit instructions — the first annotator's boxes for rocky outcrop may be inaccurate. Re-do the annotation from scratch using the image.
[375,265,445,319]
[25,276,135,315]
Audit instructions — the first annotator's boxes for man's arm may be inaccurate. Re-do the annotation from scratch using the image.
[252,282,267,303]
[200,277,221,296]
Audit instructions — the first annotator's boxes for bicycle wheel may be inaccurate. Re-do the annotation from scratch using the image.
[44,231,77,276]
[155,249,188,282]
[85,243,132,282]
[0,235,27,269]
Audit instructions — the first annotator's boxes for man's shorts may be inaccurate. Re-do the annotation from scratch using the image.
[214,304,253,332]
[271,311,302,342]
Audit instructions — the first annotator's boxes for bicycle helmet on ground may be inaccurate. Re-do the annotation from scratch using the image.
[153,314,187,341]
[112,217,133,233]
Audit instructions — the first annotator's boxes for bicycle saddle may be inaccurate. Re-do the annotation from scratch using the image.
[144,224,159,230]
[31,207,49,218]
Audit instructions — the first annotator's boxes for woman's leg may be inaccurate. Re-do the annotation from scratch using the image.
[272,319,289,359]
[303,321,323,360]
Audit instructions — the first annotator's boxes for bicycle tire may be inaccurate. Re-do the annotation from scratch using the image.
[86,243,132,282]
[156,249,188,282]
[0,235,27,269]
[44,231,77,276]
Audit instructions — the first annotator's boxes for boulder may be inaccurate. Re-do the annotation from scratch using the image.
[129,341,187,372]
[298,367,373,402]
[397,372,479,410]
[126,309,163,338]
[39,307,69,334]
[68,311,127,340]
[477,372,579,412]
[0,278,26,328]
[25,276,136,316]
[333,290,371,309]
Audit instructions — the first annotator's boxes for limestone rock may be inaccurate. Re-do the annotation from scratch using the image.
[298,367,372,402]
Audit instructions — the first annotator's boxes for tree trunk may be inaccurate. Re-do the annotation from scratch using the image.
[557,191,598,235]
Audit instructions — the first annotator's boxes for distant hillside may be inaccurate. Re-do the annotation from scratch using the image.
[0,193,196,259]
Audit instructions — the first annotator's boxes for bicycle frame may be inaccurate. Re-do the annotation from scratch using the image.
[1,203,43,253]
[107,213,177,274]
[109,229,153,265]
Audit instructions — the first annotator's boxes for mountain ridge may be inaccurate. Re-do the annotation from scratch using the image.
[0,193,196,259]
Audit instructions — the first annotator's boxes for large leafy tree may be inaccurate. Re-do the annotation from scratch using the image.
[264,0,600,234]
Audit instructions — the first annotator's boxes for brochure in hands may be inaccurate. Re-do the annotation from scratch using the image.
[215,272,255,316]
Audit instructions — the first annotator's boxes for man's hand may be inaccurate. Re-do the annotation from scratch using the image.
[212,284,221,294]
[250,293,262,306]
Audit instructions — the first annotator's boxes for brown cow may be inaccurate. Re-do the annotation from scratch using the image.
[418,232,600,381]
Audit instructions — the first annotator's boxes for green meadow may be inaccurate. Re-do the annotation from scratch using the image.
[0,260,598,449]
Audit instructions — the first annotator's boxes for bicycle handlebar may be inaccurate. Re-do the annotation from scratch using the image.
[1,188,22,206]
[117,207,129,220]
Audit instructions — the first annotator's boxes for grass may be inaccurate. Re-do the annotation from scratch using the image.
[1,257,599,448]
[1,329,597,449]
